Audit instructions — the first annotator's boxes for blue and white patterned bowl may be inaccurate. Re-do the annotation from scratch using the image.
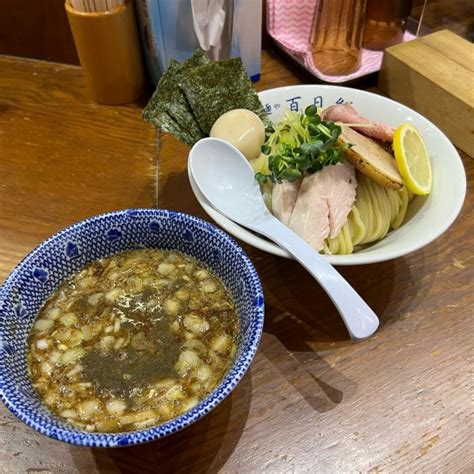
[0,209,264,447]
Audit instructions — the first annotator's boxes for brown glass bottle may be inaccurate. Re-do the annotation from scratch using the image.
[363,0,413,51]
[311,0,367,76]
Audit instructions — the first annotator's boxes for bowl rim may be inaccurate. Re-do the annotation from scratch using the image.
[0,208,264,447]
[189,84,467,265]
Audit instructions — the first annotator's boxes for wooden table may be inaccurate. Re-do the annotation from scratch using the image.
[0,52,472,473]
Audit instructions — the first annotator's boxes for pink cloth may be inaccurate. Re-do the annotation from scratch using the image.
[266,0,415,83]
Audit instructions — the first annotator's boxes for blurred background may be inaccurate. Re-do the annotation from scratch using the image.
[0,0,472,66]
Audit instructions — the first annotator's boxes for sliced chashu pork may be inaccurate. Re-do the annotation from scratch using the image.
[339,125,403,190]
[322,103,395,142]
[287,162,356,251]
[272,179,301,226]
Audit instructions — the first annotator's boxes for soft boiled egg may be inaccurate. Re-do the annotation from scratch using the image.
[210,109,265,161]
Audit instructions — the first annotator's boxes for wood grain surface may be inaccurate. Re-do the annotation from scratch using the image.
[0,56,157,284]
[0,51,473,473]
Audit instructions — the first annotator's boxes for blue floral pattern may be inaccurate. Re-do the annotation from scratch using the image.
[0,209,264,447]
[65,241,80,260]
[32,267,48,285]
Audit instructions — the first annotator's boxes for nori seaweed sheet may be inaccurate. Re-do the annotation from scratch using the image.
[156,59,204,141]
[143,51,209,145]
[143,61,196,146]
[143,50,268,146]
[144,109,195,146]
[164,51,210,140]
[178,57,268,135]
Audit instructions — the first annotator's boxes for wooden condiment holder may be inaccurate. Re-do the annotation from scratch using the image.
[65,0,145,105]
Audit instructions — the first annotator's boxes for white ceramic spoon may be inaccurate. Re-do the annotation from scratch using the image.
[188,137,380,341]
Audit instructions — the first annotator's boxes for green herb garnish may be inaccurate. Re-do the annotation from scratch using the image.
[255,106,352,184]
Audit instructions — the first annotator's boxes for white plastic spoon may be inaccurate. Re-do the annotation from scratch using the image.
[188,137,380,341]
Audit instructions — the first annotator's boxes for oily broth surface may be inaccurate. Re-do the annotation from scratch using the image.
[27,249,238,433]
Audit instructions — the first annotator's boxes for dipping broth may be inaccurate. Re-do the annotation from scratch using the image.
[27,249,239,433]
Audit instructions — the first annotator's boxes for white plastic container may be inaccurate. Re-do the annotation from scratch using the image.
[135,0,262,85]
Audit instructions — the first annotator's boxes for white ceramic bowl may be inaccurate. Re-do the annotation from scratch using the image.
[189,85,466,265]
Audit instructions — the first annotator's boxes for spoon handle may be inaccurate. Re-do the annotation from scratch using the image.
[254,216,380,340]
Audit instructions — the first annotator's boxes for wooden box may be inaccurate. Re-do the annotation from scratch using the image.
[378,30,474,157]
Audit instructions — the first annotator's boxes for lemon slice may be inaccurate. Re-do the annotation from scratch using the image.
[393,124,432,195]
